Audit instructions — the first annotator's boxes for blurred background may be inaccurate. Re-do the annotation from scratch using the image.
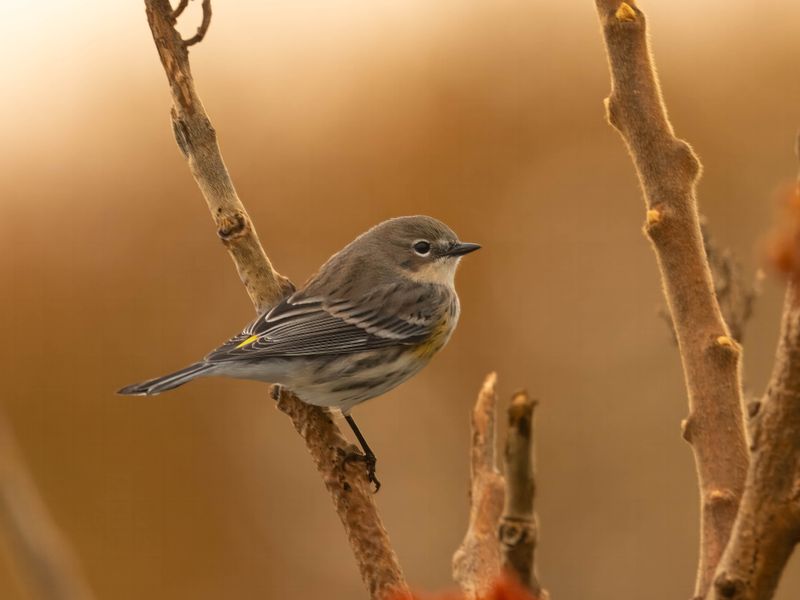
[1,1,799,598]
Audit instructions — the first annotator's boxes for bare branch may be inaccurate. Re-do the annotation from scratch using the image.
[0,411,95,600]
[274,389,406,600]
[706,140,800,600]
[708,282,800,600]
[182,0,211,47]
[454,379,548,599]
[144,0,293,313]
[499,392,547,599]
[593,2,749,596]
[142,2,407,597]
[453,373,505,598]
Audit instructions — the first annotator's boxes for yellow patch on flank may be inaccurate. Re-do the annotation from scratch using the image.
[615,2,636,22]
[236,334,260,349]
[413,318,452,359]
[646,209,661,225]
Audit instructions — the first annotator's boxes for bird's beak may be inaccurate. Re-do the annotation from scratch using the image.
[445,242,481,257]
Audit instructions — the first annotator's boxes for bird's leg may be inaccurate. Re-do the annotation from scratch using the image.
[343,415,381,492]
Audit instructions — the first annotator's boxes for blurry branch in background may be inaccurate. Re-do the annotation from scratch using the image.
[0,412,95,600]
[594,1,749,598]
[453,374,547,600]
[701,222,761,344]
[142,2,407,598]
[499,392,546,599]
[706,141,800,600]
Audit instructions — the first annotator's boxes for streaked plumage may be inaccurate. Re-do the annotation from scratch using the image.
[119,215,479,488]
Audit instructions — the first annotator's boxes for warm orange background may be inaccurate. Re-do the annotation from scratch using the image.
[2,2,799,599]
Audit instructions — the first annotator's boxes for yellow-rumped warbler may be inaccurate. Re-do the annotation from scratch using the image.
[119,215,479,488]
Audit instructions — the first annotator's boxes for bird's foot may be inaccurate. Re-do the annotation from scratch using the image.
[342,447,381,493]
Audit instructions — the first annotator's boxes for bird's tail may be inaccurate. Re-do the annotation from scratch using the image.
[117,362,213,396]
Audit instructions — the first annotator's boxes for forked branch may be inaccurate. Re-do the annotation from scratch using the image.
[453,375,547,599]
[142,2,407,598]
[594,2,749,597]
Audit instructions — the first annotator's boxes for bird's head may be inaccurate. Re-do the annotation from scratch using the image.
[364,215,480,286]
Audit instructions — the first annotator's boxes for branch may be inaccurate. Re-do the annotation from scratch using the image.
[660,223,760,346]
[499,392,546,599]
[274,389,406,599]
[708,283,800,600]
[453,377,548,599]
[594,2,749,597]
[183,0,211,47]
[453,373,505,598]
[144,0,293,313]
[142,2,407,598]
[706,141,800,600]
[171,0,188,18]
[0,411,95,600]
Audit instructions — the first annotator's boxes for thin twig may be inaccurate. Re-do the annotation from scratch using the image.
[453,373,505,599]
[0,411,95,600]
[593,2,749,597]
[706,139,800,600]
[182,0,211,47]
[171,0,189,19]
[142,2,407,598]
[499,392,546,599]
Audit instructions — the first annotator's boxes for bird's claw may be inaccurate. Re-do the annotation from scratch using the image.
[343,448,381,493]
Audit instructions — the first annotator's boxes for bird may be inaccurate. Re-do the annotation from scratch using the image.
[119,215,480,489]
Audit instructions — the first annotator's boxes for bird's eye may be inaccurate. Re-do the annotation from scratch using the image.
[413,240,431,256]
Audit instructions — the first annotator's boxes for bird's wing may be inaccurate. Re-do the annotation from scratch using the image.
[205,284,450,362]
